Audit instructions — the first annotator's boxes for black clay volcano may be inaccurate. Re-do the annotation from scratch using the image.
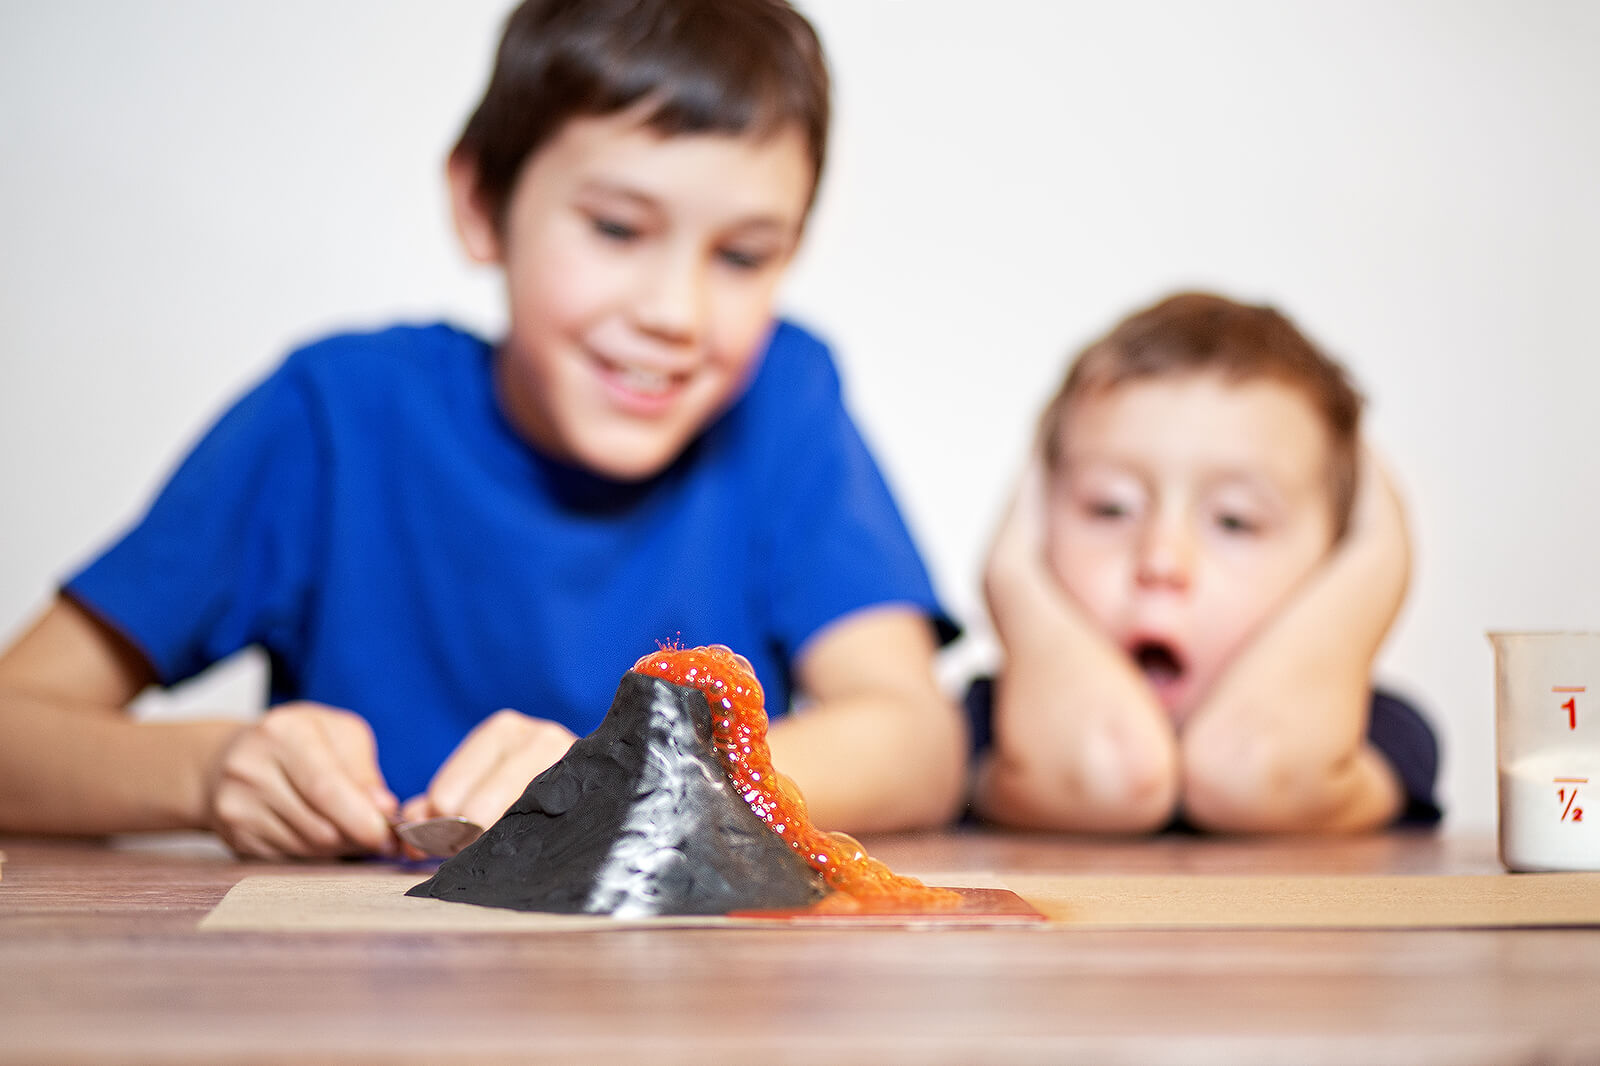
[408,671,826,916]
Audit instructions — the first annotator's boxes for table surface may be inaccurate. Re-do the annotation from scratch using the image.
[4,828,1597,1065]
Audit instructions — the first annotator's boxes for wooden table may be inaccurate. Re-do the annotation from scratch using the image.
[4,829,1597,1064]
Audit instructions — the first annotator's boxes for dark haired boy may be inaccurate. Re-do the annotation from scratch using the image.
[0,0,966,857]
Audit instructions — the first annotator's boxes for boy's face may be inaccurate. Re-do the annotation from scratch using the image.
[453,109,813,481]
[1045,372,1337,724]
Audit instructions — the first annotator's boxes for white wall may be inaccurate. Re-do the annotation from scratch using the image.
[3,1,1596,832]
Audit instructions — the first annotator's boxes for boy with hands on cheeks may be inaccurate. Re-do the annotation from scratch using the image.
[0,0,966,858]
[972,293,1440,834]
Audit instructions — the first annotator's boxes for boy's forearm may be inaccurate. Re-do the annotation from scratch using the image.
[765,688,967,833]
[772,606,969,833]
[1181,733,1404,833]
[0,691,240,835]
[976,733,1178,833]
[968,460,1177,830]
[980,564,1180,832]
[1184,534,1401,783]
[1181,457,1411,830]
[975,637,1180,832]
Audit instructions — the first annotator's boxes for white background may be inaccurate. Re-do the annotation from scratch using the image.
[3,1,1597,832]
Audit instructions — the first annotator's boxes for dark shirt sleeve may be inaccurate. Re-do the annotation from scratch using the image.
[963,675,996,757]
[1367,688,1444,826]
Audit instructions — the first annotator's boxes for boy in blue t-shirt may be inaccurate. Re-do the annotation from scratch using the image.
[0,0,966,858]
[972,292,1441,833]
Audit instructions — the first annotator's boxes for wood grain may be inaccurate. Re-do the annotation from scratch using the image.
[5,831,1600,1064]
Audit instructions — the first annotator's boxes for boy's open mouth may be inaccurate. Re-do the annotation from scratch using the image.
[1131,640,1185,688]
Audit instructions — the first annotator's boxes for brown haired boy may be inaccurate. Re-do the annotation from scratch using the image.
[972,292,1441,833]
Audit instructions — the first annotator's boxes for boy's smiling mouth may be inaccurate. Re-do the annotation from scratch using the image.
[612,363,673,396]
[592,351,691,408]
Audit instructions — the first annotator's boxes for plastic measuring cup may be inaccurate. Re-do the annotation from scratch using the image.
[1489,631,1600,871]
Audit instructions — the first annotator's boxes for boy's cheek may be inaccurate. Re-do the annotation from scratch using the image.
[707,288,783,366]
[1210,543,1323,617]
[1047,522,1129,583]
[1049,549,1127,631]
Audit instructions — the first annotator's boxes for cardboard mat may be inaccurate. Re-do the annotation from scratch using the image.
[197,872,1027,931]
[199,870,1600,932]
[1005,873,1600,929]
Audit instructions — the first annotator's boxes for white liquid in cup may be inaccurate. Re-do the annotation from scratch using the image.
[1498,749,1600,872]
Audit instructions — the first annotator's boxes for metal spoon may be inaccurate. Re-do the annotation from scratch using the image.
[390,815,484,858]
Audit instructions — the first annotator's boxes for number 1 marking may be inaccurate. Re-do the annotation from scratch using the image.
[1554,686,1585,730]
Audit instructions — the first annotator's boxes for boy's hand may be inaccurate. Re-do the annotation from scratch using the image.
[1179,440,1410,832]
[401,710,576,831]
[1348,443,1412,567]
[983,455,1071,642]
[975,456,1180,832]
[206,702,398,859]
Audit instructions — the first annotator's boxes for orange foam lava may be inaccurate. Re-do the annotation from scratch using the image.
[632,643,958,911]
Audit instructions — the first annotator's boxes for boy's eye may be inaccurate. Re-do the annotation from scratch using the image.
[1083,499,1130,521]
[591,217,638,242]
[1215,512,1260,535]
[717,247,769,272]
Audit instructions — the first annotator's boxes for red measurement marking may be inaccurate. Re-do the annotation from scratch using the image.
[1563,698,1578,729]
[1558,785,1585,823]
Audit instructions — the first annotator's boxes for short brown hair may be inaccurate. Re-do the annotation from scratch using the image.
[1039,292,1364,536]
[454,0,830,233]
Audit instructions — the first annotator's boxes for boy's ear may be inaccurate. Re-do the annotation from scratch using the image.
[447,152,503,265]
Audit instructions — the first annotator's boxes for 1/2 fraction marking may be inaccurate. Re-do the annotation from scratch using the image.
[1555,777,1587,823]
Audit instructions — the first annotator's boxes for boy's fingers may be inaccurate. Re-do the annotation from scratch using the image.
[429,712,575,826]
[274,719,394,852]
[217,785,314,860]
[368,787,400,819]
[457,752,545,831]
[251,764,350,854]
[426,710,524,816]
[425,745,497,820]
[312,709,401,849]
[212,724,351,856]
[471,724,576,827]
[397,794,436,823]
[988,458,1044,563]
[246,801,322,859]
[986,462,1056,613]
[316,711,398,809]
[1004,459,1048,543]
[229,829,287,862]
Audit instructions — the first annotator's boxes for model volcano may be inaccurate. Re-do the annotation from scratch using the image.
[407,670,827,916]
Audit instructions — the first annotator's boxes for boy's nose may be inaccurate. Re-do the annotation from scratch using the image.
[1134,519,1193,590]
[631,248,704,343]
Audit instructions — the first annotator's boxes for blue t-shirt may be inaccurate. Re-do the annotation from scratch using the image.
[67,321,954,800]
[963,677,1443,827]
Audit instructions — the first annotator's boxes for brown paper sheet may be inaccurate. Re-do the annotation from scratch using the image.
[1004,873,1600,929]
[198,870,1600,932]
[198,871,1013,932]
